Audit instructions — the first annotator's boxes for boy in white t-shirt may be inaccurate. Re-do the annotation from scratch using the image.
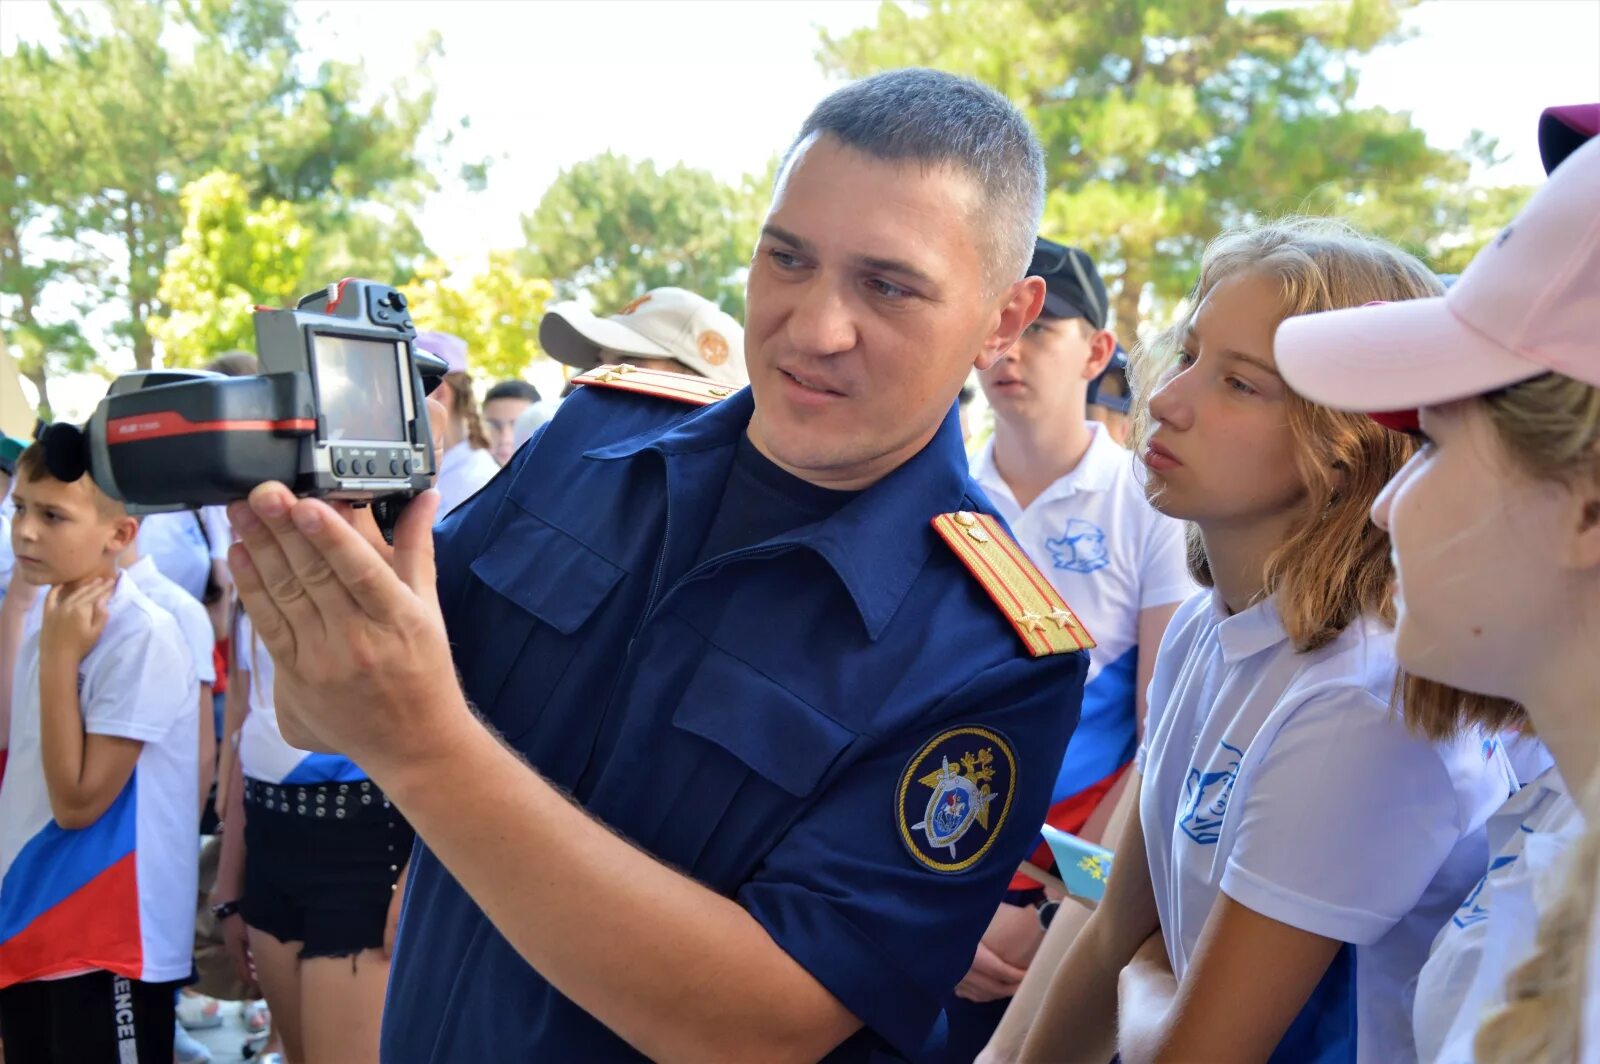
[0,443,198,1063]
[952,240,1193,1063]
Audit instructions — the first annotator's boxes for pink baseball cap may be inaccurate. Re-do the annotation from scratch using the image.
[1275,134,1600,414]
[1540,103,1600,174]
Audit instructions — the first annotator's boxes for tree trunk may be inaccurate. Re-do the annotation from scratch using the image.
[131,308,154,370]
[124,195,156,370]
[24,366,52,424]
[1113,262,1146,344]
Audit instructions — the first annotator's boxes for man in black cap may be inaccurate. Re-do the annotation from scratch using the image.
[947,238,1193,1064]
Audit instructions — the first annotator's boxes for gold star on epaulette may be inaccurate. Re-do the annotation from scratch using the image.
[573,363,736,406]
[931,510,1097,658]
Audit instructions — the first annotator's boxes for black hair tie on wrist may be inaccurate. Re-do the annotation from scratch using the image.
[37,422,90,483]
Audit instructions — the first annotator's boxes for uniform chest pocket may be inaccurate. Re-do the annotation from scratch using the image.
[459,508,625,742]
[656,646,857,885]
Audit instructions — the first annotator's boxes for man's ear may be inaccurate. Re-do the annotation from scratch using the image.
[1081,328,1118,382]
[977,277,1046,372]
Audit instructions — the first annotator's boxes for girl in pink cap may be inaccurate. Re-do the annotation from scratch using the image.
[1276,131,1600,1064]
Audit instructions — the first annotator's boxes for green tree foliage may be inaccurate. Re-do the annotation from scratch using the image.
[148,171,310,367]
[519,153,769,321]
[819,0,1526,335]
[0,24,98,417]
[401,253,556,383]
[0,0,447,388]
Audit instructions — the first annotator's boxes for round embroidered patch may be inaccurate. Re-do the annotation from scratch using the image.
[696,329,730,366]
[896,725,1018,874]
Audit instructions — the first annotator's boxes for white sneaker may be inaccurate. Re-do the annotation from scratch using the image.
[176,991,224,1030]
[243,997,271,1034]
[174,1021,215,1064]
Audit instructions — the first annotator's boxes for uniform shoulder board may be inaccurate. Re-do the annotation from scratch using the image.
[573,363,736,407]
[931,510,1097,657]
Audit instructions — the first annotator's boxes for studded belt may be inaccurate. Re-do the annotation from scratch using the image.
[243,777,394,821]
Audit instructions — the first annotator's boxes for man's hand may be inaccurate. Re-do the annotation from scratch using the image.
[39,578,111,666]
[226,483,464,770]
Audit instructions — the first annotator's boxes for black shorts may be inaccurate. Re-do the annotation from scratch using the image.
[0,970,181,1063]
[241,777,414,959]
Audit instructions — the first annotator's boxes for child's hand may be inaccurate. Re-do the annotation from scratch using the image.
[39,578,112,665]
[2,565,41,615]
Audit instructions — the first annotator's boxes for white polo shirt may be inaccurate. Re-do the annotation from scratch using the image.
[434,441,501,524]
[0,574,198,986]
[137,510,213,603]
[0,494,14,599]
[1413,767,1583,1064]
[973,424,1193,799]
[200,505,232,562]
[126,555,216,686]
[1139,590,1515,1063]
[236,613,366,785]
[1585,875,1600,1063]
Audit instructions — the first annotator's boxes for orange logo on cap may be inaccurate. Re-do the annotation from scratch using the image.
[697,330,730,366]
[618,294,652,315]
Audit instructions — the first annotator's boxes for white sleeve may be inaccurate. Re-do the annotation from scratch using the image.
[1138,512,1195,610]
[1584,875,1600,1062]
[174,600,217,686]
[1219,689,1469,945]
[1135,592,1203,773]
[82,615,194,744]
[201,505,233,562]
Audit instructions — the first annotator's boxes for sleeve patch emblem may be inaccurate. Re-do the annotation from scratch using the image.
[896,725,1018,874]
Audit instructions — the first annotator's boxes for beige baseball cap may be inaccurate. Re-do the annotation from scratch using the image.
[539,287,747,387]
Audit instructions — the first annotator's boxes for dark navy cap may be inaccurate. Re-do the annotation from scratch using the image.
[1029,238,1109,331]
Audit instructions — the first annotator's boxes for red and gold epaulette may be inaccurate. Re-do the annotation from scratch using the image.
[932,510,1097,658]
[573,363,736,406]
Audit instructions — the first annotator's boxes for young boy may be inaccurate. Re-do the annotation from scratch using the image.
[0,443,199,1063]
[941,240,1194,1062]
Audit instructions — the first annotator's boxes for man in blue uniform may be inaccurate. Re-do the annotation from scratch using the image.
[227,68,1089,1061]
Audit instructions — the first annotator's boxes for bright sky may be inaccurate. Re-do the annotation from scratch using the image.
[2,0,1598,417]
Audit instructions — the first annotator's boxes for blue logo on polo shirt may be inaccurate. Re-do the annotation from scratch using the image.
[1179,740,1243,845]
[1452,854,1518,929]
[1046,519,1109,574]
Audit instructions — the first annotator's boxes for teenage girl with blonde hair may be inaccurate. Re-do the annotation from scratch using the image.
[1278,130,1600,1064]
[1016,218,1516,1063]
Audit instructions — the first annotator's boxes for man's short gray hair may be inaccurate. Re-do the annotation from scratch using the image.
[786,68,1046,292]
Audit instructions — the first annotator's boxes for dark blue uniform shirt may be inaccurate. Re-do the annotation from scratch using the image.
[383,383,1086,1061]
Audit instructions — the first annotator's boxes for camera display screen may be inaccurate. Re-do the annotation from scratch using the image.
[313,334,407,443]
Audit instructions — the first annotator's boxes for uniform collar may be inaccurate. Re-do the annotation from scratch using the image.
[972,422,1121,512]
[585,388,973,640]
[125,555,159,585]
[1212,590,1292,664]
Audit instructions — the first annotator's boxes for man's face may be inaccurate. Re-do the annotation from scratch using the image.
[744,134,1041,489]
[482,397,533,466]
[979,315,1106,430]
[10,475,133,587]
